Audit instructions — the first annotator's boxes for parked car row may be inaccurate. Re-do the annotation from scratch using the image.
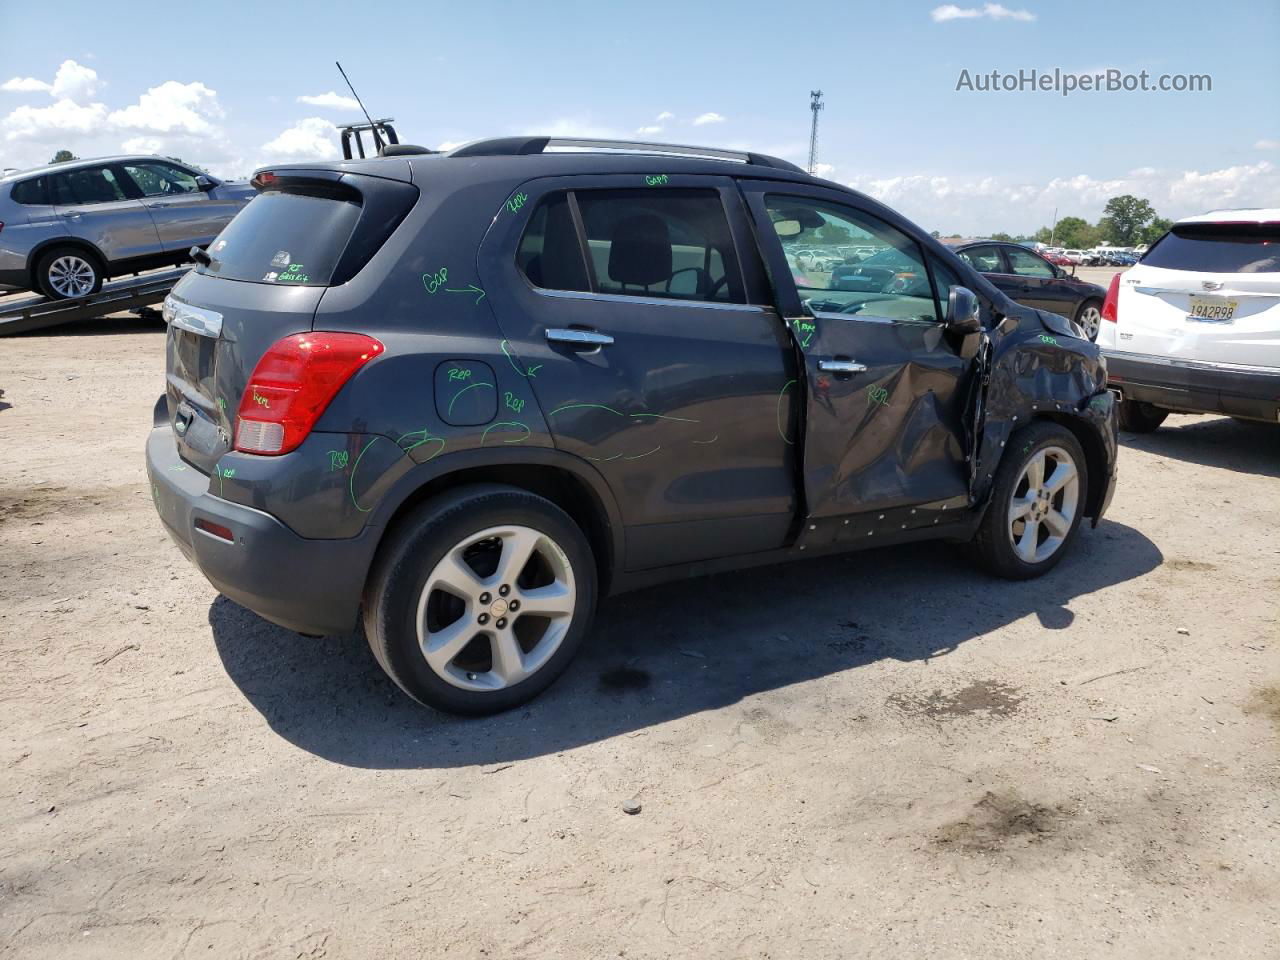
[0,155,253,299]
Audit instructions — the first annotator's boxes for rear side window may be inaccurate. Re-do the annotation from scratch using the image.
[1142,223,1280,274]
[201,190,362,286]
[49,166,129,204]
[517,188,745,304]
[956,245,1004,273]
[10,177,47,204]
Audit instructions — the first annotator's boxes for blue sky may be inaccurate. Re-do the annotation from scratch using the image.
[1,0,1277,234]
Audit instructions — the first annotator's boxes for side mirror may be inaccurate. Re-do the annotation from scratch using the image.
[945,286,982,334]
[195,175,216,192]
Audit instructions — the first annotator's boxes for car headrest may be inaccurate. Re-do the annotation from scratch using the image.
[608,214,672,286]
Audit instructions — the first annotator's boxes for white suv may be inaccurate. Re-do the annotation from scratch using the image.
[1097,208,1280,431]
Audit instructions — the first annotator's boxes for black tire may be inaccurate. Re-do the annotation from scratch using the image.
[1117,398,1168,433]
[971,421,1089,580]
[34,245,104,300]
[362,484,598,714]
[1074,298,1103,342]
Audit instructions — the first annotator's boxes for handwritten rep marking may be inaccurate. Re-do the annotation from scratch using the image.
[866,385,890,407]
[506,192,529,214]
[326,450,349,471]
[504,391,526,414]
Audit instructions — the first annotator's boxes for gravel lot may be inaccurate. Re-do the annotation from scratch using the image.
[1,316,1277,959]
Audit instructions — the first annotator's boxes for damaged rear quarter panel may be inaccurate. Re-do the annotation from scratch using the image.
[972,309,1118,523]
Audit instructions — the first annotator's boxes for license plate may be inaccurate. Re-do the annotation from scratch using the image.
[1187,294,1237,323]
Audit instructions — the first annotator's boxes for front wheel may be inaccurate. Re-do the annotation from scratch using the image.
[1074,299,1103,341]
[971,422,1088,579]
[362,484,598,714]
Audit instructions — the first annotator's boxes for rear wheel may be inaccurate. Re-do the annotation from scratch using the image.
[35,246,104,300]
[1117,398,1168,433]
[363,484,598,714]
[1074,299,1103,341]
[972,422,1087,579]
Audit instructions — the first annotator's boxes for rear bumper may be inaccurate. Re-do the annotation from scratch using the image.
[146,425,377,636]
[1104,350,1280,422]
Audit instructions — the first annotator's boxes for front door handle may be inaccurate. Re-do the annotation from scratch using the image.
[545,328,614,348]
[59,212,81,220]
[817,359,867,374]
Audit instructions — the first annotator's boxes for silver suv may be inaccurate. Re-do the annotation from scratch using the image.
[0,155,254,299]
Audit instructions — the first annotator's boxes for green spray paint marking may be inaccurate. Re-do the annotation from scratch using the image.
[217,397,227,415]
[1038,334,1059,346]
[349,437,385,513]
[623,446,661,460]
[481,421,532,445]
[549,402,625,418]
[692,434,719,444]
[251,387,269,408]
[505,192,529,214]
[447,367,472,381]
[444,283,486,304]
[423,267,448,294]
[278,263,309,283]
[326,450,349,470]
[500,339,542,378]
[584,453,623,462]
[504,391,526,414]
[447,381,495,417]
[777,379,796,445]
[794,319,816,348]
[396,430,446,460]
[645,174,669,186]
[630,412,700,423]
[215,464,236,498]
[866,385,890,407]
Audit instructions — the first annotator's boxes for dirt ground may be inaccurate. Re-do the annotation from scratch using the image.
[1,315,1277,959]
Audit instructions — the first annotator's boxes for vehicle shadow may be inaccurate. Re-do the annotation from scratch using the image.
[0,388,10,414]
[209,518,1162,769]
[1120,415,1280,478]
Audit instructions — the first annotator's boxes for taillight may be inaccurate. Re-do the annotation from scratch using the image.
[234,332,383,455]
[1101,272,1121,324]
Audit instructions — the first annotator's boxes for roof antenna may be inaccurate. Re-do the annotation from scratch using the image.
[335,60,384,154]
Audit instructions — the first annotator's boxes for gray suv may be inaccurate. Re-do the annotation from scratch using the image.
[0,155,253,299]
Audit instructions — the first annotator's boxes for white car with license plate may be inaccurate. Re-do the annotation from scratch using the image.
[1097,208,1280,431]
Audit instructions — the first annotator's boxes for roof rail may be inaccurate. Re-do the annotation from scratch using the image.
[447,136,804,173]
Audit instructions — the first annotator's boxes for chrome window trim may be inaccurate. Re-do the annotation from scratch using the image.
[531,285,770,314]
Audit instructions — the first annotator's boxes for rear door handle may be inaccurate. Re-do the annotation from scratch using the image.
[545,328,614,348]
[818,359,867,374]
[59,212,81,220]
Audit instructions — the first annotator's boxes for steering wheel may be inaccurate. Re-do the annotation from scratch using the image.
[884,273,916,295]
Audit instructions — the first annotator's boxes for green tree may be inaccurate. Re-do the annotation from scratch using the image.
[50,149,78,164]
[1098,195,1156,246]
[815,222,853,244]
[989,231,1013,242]
[1140,216,1173,246]
[1050,216,1096,248]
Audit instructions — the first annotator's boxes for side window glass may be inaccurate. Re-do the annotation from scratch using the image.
[50,166,127,204]
[1005,247,1055,278]
[124,162,199,197]
[764,196,938,323]
[956,245,1003,273]
[929,256,963,319]
[516,192,590,293]
[10,177,46,204]
[574,189,744,303]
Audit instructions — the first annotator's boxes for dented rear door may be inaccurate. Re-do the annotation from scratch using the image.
[739,182,972,518]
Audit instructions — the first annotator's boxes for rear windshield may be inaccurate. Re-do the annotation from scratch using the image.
[1142,223,1280,274]
[200,190,362,286]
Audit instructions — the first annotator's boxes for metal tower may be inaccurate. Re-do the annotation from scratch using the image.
[807,90,824,174]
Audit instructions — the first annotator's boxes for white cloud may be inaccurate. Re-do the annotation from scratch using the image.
[656,111,674,121]
[436,140,465,152]
[108,80,223,136]
[120,136,164,154]
[636,125,663,135]
[844,161,1280,234]
[2,76,52,93]
[525,117,629,140]
[1255,138,1280,150]
[692,112,726,126]
[50,60,101,101]
[931,3,1035,22]
[261,117,340,162]
[296,91,360,111]
[2,98,109,142]
[812,162,836,177]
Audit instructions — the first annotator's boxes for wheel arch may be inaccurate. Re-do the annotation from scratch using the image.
[366,447,623,596]
[27,236,108,281]
[1033,411,1108,520]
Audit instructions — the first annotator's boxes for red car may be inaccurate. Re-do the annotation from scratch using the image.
[1043,251,1074,266]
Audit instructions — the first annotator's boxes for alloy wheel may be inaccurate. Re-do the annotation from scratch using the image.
[415,524,576,692]
[1078,305,1102,341]
[1007,445,1080,564]
[48,255,98,298]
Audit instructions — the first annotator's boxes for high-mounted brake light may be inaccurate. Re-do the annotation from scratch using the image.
[234,332,383,455]
[251,171,278,189]
[1101,272,1121,324]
